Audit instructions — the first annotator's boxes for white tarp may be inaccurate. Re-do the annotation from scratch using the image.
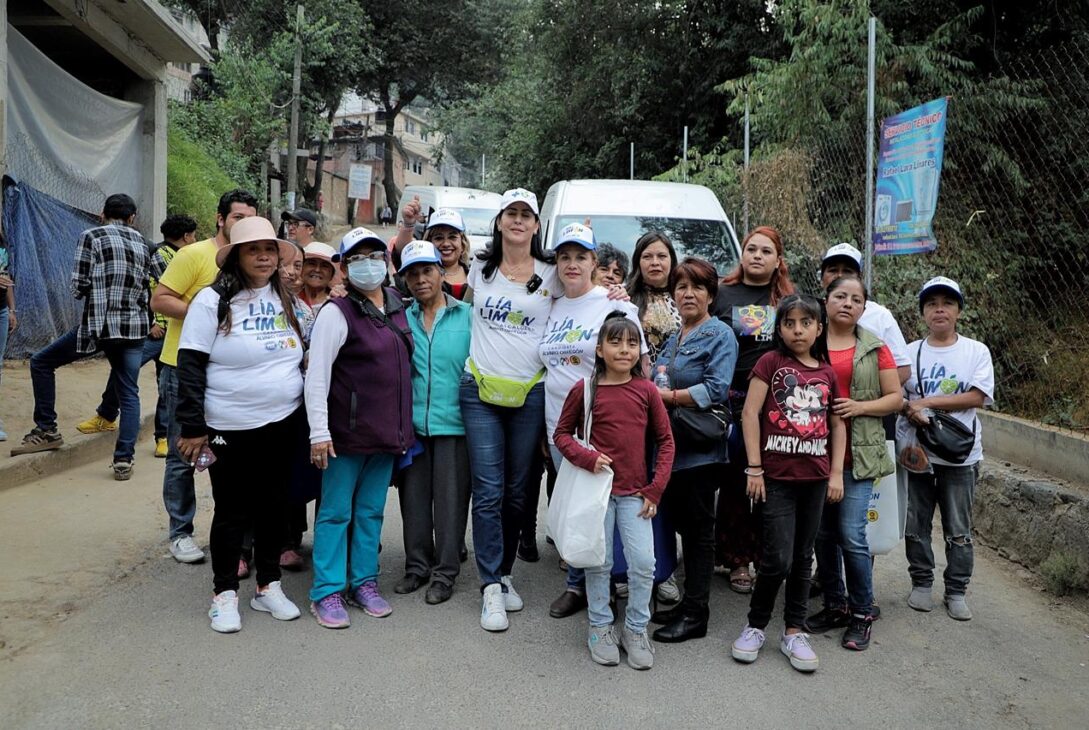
[6,25,144,214]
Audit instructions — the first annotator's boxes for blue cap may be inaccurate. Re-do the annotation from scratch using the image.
[918,276,965,310]
[398,240,442,273]
[555,222,595,250]
[338,226,386,260]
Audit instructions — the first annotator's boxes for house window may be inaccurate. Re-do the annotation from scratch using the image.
[405,119,416,135]
[420,128,429,142]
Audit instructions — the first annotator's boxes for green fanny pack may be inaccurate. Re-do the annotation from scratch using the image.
[468,359,544,408]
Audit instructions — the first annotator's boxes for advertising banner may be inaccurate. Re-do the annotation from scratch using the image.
[873,97,948,255]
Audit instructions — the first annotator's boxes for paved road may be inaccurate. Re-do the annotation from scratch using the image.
[1,439,1088,729]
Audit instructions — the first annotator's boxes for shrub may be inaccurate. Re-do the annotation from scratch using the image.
[1040,551,1089,596]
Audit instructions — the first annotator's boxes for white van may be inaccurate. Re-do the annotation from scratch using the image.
[399,186,503,253]
[539,180,741,272]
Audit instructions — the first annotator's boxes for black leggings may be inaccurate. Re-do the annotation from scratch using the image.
[207,408,301,594]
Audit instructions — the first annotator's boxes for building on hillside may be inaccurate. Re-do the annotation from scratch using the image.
[311,93,461,225]
[0,0,209,357]
[162,10,214,102]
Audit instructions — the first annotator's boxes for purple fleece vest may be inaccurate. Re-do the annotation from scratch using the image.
[326,289,415,455]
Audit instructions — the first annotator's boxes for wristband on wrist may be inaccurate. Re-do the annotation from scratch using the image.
[670,389,678,407]
[744,467,765,477]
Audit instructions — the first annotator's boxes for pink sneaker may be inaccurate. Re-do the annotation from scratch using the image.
[310,593,350,629]
[348,580,392,618]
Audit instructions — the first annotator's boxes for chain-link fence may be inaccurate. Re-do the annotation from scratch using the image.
[731,38,1089,432]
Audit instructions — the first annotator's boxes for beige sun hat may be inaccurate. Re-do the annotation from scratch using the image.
[215,216,296,268]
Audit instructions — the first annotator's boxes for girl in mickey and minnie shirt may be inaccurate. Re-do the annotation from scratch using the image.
[730,293,846,674]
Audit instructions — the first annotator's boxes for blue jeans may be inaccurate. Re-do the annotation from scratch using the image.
[815,468,874,614]
[0,308,8,386]
[459,374,545,588]
[159,365,197,539]
[905,463,978,596]
[309,452,394,602]
[29,329,143,461]
[550,444,586,592]
[97,336,167,439]
[586,495,655,632]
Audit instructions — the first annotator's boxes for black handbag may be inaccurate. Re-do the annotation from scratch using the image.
[913,346,976,464]
[665,330,731,449]
[670,403,731,449]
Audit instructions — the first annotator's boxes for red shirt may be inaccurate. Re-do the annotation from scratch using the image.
[750,351,840,482]
[554,378,675,505]
[829,344,896,468]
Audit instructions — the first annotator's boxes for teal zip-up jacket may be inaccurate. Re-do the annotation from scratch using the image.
[407,294,472,436]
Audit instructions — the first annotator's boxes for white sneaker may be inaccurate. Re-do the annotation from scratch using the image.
[480,583,509,632]
[251,581,301,620]
[657,575,680,603]
[209,590,241,633]
[500,575,524,612]
[170,535,205,564]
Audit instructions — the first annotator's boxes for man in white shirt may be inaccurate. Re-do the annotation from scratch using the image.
[820,243,910,385]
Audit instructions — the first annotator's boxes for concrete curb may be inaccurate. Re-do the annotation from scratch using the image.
[1,413,157,493]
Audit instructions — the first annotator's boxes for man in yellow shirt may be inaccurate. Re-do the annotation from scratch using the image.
[151,189,257,563]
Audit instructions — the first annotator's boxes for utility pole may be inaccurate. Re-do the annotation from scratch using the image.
[286,4,304,211]
[682,126,688,183]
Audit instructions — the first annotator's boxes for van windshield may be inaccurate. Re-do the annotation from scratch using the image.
[454,208,498,237]
[553,215,738,272]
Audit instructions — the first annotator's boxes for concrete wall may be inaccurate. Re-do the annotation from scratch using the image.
[981,412,1089,486]
[976,462,1089,570]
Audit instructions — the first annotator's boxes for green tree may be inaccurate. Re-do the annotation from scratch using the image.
[349,0,508,207]
[436,0,784,195]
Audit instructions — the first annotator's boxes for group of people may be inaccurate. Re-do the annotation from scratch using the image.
[4,185,994,675]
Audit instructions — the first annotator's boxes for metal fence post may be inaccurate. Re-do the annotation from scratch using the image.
[864,16,877,291]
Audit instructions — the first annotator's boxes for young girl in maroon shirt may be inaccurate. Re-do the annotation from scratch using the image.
[554,313,675,670]
[731,293,846,673]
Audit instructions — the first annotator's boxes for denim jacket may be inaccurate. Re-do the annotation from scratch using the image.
[654,316,738,471]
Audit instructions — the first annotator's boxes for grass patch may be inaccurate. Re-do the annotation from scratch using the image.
[167,123,243,239]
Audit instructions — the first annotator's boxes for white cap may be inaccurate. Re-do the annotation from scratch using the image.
[555,222,595,250]
[303,241,337,263]
[822,242,863,269]
[499,188,539,216]
[398,240,442,273]
[425,208,465,232]
[338,227,386,260]
[918,276,965,309]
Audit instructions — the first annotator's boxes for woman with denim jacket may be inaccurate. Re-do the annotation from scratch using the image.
[649,257,737,644]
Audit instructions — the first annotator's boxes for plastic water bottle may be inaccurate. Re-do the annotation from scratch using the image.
[653,365,671,389]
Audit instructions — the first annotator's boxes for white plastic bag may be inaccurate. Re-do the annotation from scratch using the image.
[866,440,901,556]
[547,381,614,569]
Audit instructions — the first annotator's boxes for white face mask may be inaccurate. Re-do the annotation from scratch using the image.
[347,259,386,291]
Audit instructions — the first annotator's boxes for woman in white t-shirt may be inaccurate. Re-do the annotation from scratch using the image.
[900,277,994,622]
[461,188,562,632]
[538,223,646,619]
[175,216,305,634]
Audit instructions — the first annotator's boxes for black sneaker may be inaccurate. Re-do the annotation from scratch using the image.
[11,427,64,456]
[806,605,850,634]
[842,614,873,650]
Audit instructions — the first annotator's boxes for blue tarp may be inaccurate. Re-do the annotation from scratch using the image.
[2,177,98,358]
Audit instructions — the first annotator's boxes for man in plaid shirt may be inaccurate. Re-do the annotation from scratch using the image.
[75,214,198,459]
[11,194,163,481]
